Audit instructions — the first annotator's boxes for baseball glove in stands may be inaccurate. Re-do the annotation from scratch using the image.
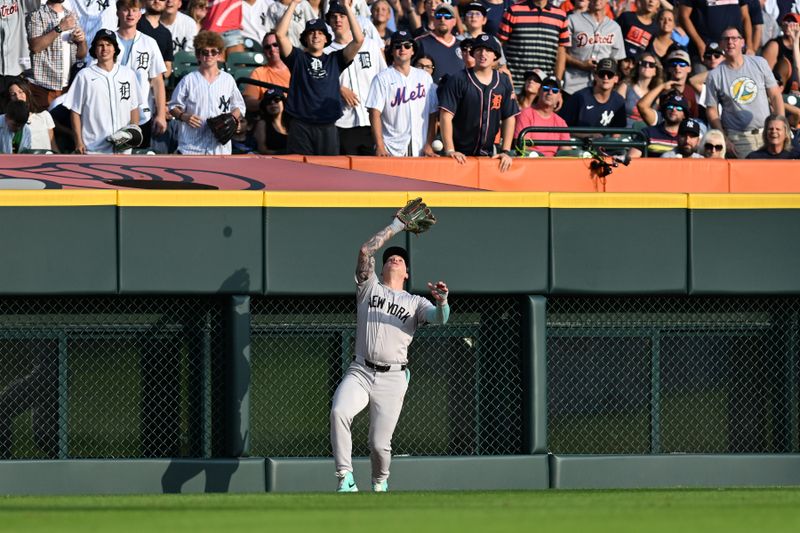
[206,113,239,144]
[106,124,143,150]
[396,197,436,234]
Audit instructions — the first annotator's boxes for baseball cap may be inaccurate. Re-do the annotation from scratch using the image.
[391,30,414,46]
[595,57,617,75]
[704,41,724,57]
[459,37,474,50]
[471,33,501,58]
[666,48,691,64]
[382,246,409,268]
[782,12,800,23]
[90,29,121,59]
[325,1,347,19]
[435,4,457,17]
[523,68,546,83]
[264,88,286,102]
[662,91,688,111]
[540,75,561,90]
[300,18,332,48]
[464,2,488,16]
[678,118,700,136]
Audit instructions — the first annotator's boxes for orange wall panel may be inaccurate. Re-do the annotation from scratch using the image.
[604,159,730,192]
[478,158,600,191]
[304,156,352,169]
[729,161,800,192]
[350,156,481,188]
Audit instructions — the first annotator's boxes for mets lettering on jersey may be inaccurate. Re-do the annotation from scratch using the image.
[389,83,426,106]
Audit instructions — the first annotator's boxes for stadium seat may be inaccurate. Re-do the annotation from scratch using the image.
[173,50,198,66]
[226,51,265,67]
[555,149,590,158]
[243,38,263,53]
[230,66,257,90]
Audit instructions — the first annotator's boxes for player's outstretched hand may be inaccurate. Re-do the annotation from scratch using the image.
[427,281,448,304]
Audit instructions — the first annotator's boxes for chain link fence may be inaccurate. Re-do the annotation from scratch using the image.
[0,297,224,460]
[547,296,800,455]
[249,296,523,458]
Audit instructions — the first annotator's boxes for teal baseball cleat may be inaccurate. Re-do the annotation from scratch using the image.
[372,480,388,492]
[336,471,358,492]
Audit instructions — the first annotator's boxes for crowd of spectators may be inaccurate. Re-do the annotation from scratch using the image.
[1,0,799,161]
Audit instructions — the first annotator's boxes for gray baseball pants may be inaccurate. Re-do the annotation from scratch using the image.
[330,361,409,483]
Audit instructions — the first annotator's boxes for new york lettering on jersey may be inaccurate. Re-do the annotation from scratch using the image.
[368,294,412,323]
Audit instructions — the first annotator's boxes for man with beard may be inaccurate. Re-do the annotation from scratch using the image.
[661,118,706,158]
[137,0,174,77]
[631,90,689,157]
[415,4,462,84]
[25,0,88,110]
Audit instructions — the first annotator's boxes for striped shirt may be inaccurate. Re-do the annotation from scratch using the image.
[497,0,570,88]
[27,5,80,90]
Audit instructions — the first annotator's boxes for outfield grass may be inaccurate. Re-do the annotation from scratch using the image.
[2,488,800,533]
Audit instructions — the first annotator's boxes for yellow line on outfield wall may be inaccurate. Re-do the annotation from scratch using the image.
[0,190,117,206]
[117,191,264,207]
[689,194,800,209]
[405,191,550,207]
[265,191,409,207]
[550,193,688,209]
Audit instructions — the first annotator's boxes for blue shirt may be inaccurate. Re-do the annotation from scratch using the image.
[284,47,351,124]
[558,86,627,128]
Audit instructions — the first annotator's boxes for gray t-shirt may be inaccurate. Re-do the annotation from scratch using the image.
[355,273,434,365]
[564,13,625,95]
[705,55,778,132]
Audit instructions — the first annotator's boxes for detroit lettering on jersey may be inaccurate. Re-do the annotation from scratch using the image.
[368,294,412,323]
[390,83,427,107]
[574,32,618,46]
[0,1,19,17]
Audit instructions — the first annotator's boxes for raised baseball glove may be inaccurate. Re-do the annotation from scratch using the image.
[106,124,143,150]
[206,113,239,145]
[396,197,436,234]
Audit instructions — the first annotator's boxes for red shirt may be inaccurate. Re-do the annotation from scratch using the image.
[202,0,243,34]
[514,107,570,156]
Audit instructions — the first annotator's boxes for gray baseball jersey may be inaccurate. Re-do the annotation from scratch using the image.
[355,271,434,365]
[564,12,625,95]
[0,0,26,76]
[704,55,777,132]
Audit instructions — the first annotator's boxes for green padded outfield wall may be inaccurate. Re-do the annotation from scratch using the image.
[117,191,264,294]
[0,191,117,294]
[689,194,800,294]
[549,193,688,294]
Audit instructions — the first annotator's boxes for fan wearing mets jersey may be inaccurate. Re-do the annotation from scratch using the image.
[330,210,450,493]
[168,30,245,154]
[366,30,438,157]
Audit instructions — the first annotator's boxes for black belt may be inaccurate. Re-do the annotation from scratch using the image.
[354,357,407,372]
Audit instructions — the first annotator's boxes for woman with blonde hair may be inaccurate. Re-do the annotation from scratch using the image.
[700,129,726,159]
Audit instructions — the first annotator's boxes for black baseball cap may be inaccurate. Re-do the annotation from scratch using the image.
[704,42,724,57]
[471,33,501,58]
[325,1,347,20]
[595,57,617,75]
[464,2,487,16]
[678,118,700,136]
[383,246,409,268]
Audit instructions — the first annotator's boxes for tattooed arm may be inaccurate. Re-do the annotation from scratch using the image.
[356,218,406,283]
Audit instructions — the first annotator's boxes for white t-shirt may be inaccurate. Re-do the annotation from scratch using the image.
[162,11,199,53]
[115,31,167,125]
[366,65,438,156]
[325,36,386,128]
[28,111,55,150]
[265,0,317,48]
[242,0,275,43]
[168,70,246,155]
[63,63,140,154]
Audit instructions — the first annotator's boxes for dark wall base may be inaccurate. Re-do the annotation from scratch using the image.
[550,454,800,489]
[266,456,550,492]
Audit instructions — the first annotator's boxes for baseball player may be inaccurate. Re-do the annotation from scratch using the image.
[115,0,168,145]
[63,29,141,154]
[366,30,438,157]
[168,30,245,154]
[330,201,449,493]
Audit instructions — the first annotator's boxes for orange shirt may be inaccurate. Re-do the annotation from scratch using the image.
[242,65,292,102]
